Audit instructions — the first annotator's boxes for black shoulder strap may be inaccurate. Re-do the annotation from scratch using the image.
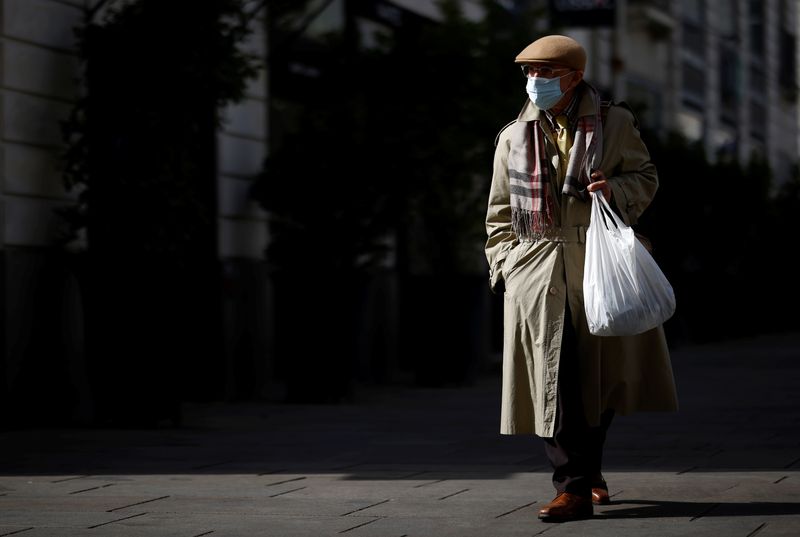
[600,100,612,125]
[600,100,640,129]
[494,119,517,147]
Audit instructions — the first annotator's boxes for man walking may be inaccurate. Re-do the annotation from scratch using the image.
[484,34,679,522]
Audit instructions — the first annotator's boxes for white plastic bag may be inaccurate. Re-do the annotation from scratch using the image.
[583,190,676,336]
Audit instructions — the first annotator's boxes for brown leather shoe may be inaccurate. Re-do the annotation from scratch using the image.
[592,486,610,505]
[538,492,593,522]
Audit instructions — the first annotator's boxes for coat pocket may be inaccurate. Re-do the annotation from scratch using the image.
[501,242,524,282]
[503,240,549,284]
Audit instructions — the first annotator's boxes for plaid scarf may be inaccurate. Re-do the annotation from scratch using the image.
[507,84,603,241]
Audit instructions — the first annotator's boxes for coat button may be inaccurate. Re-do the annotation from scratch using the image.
[549,286,558,295]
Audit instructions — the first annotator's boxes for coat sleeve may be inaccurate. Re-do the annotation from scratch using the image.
[603,105,659,226]
[485,126,518,294]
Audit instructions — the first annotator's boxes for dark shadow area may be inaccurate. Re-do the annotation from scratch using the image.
[1,331,799,479]
[596,499,800,519]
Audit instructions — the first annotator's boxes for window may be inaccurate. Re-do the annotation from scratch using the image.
[717,0,740,126]
[778,29,797,100]
[626,79,663,131]
[719,45,740,126]
[681,0,705,57]
[718,0,738,39]
[682,61,705,107]
[749,99,766,141]
[748,0,765,56]
[680,0,704,23]
[749,63,765,95]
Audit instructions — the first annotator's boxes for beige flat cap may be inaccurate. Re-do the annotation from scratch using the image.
[515,34,586,71]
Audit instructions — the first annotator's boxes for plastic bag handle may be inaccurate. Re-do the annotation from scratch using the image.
[590,190,628,231]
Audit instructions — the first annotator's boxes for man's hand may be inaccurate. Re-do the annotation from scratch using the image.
[587,170,612,202]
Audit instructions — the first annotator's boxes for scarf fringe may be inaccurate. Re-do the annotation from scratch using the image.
[511,207,552,242]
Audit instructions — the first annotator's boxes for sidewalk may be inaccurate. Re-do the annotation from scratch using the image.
[1,332,799,536]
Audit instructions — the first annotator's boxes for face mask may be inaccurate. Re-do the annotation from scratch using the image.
[526,72,571,110]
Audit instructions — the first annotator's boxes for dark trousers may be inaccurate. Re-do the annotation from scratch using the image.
[543,303,615,496]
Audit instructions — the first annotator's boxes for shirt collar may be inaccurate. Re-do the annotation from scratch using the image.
[544,86,581,129]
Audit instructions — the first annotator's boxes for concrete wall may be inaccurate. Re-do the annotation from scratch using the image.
[1,0,82,248]
[215,11,276,401]
[0,0,90,424]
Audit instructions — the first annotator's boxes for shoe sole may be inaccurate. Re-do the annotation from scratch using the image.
[539,515,593,522]
[538,512,593,522]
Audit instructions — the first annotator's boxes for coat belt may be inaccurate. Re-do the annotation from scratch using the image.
[539,225,587,244]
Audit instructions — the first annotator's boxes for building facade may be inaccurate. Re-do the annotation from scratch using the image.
[563,0,798,183]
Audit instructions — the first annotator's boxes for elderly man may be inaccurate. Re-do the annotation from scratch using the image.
[484,35,679,522]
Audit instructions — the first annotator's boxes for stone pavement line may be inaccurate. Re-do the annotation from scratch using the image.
[413,479,446,487]
[494,500,538,518]
[269,486,306,497]
[67,483,114,495]
[0,529,34,537]
[437,488,469,500]
[86,511,148,529]
[264,476,306,487]
[337,516,382,534]
[746,522,767,537]
[107,495,170,512]
[785,457,800,469]
[340,498,391,516]
[50,475,91,483]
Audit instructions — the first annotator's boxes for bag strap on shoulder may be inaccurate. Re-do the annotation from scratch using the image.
[600,100,640,129]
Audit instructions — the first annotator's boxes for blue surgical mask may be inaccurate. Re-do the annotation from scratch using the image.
[526,73,571,110]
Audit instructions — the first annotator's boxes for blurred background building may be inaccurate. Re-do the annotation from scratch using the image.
[562,0,798,185]
[279,0,799,179]
[1,0,797,427]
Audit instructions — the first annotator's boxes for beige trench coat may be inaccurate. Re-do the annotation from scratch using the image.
[485,89,679,438]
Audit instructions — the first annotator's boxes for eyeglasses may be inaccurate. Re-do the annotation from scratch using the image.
[520,64,572,78]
